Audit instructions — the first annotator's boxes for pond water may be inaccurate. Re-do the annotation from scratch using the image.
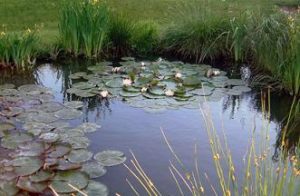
[0,59,297,195]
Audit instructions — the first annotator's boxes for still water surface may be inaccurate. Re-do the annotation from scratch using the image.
[0,61,292,195]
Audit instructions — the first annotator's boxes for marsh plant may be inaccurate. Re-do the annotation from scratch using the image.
[125,92,300,195]
[107,14,135,57]
[59,0,109,58]
[0,29,38,69]
[163,1,230,62]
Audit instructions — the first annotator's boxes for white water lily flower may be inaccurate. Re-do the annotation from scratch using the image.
[100,90,109,98]
[123,79,132,87]
[112,67,121,73]
[165,89,174,97]
[175,72,182,79]
[141,87,148,93]
[213,70,221,76]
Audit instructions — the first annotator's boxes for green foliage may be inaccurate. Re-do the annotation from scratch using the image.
[162,1,231,62]
[131,21,159,56]
[283,17,300,96]
[107,14,135,57]
[0,30,38,69]
[59,0,109,58]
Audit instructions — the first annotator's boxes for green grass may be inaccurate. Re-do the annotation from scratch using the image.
[0,0,298,45]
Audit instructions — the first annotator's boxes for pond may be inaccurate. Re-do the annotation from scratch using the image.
[0,59,297,195]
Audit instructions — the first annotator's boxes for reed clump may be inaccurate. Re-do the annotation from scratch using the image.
[0,29,38,69]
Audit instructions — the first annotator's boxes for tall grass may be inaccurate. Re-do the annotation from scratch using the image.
[59,0,109,58]
[107,14,135,57]
[125,92,300,195]
[131,21,159,56]
[0,29,38,69]
[162,1,231,62]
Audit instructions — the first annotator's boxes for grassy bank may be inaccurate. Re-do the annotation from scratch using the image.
[0,0,299,96]
[0,0,297,44]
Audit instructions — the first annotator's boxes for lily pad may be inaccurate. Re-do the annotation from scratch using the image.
[39,133,60,143]
[67,149,93,163]
[77,123,101,133]
[55,159,81,171]
[50,171,89,193]
[69,72,88,80]
[83,181,109,196]
[120,91,141,97]
[94,150,126,167]
[64,101,84,109]
[17,177,47,193]
[30,112,59,123]
[105,78,123,88]
[232,85,251,93]
[48,144,72,158]
[0,181,19,195]
[29,170,53,182]
[1,107,24,117]
[1,133,33,149]
[11,157,42,176]
[183,76,201,87]
[81,161,107,178]
[35,102,64,113]
[55,109,83,120]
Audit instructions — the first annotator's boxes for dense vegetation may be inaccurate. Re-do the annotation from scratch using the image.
[0,0,299,96]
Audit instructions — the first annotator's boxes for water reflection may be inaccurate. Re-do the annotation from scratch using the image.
[0,60,298,194]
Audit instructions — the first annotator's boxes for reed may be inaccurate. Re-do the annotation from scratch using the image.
[59,0,109,58]
[0,29,38,69]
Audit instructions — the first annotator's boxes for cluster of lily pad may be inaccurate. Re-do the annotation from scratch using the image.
[0,84,126,195]
[67,57,252,113]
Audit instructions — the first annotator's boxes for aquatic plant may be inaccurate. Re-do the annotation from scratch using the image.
[0,29,38,68]
[66,59,251,113]
[59,0,109,58]
[0,84,126,195]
